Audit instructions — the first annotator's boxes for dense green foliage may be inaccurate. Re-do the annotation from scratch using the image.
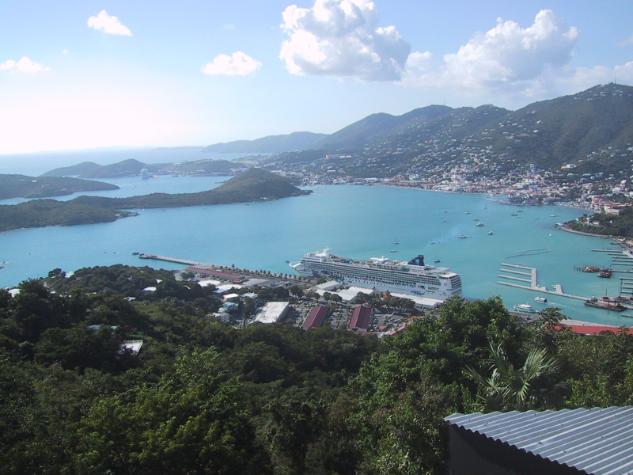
[0,199,131,232]
[0,174,117,200]
[2,265,633,474]
[567,207,633,238]
[0,169,308,232]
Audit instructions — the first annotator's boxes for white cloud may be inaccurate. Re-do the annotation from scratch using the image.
[202,51,262,76]
[87,10,132,37]
[280,0,410,81]
[441,9,578,89]
[0,57,50,74]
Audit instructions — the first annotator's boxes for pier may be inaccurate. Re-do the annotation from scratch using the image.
[138,254,202,266]
[498,262,589,302]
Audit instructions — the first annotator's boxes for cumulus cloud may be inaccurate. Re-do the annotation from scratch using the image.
[202,52,262,76]
[0,57,50,74]
[87,10,132,36]
[442,9,578,89]
[280,0,410,81]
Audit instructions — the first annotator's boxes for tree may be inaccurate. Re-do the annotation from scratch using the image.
[467,342,558,411]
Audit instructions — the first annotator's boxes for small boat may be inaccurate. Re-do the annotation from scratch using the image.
[534,297,548,304]
[488,231,494,236]
[132,251,140,256]
[511,213,518,217]
[513,303,536,313]
[475,223,484,227]
[389,249,398,253]
[457,235,469,239]
[433,259,441,264]
[464,211,471,215]
[598,269,612,278]
[392,241,400,245]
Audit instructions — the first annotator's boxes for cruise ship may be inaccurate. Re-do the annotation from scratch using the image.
[291,250,462,299]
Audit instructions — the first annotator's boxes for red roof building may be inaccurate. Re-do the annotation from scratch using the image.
[348,304,372,331]
[303,305,329,330]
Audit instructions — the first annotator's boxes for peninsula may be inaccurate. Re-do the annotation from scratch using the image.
[0,168,309,232]
[0,174,118,200]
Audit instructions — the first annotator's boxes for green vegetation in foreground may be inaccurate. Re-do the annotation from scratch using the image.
[2,264,633,474]
[0,168,309,232]
[0,174,118,200]
[566,206,633,238]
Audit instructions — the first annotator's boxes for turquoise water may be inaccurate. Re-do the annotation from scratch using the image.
[0,181,630,325]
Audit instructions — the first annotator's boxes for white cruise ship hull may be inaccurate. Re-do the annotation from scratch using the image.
[291,250,462,300]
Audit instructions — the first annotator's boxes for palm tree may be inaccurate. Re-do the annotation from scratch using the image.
[467,342,558,411]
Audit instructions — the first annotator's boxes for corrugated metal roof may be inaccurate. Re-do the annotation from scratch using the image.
[445,407,633,475]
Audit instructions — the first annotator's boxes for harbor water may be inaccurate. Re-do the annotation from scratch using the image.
[0,178,629,325]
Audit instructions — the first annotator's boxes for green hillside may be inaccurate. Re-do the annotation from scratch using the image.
[0,174,118,200]
[205,131,328,153]
[0,169,308,232]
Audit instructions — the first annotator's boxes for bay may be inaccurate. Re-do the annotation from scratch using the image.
[0,179,628,325]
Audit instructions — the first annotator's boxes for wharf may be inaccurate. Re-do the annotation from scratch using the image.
[138,254,202,266]
[498,262,588,302]
[497,281,588,302]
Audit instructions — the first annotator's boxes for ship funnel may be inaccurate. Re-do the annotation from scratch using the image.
[408,255,425,266]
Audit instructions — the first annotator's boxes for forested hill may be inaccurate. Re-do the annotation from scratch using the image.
[43,159,147,178]
[0,168,309,232]
[227,84,633,175]
[205,131,328,153]
[2,264,633,473]
[72,167,309,210]
[0,174,118,200]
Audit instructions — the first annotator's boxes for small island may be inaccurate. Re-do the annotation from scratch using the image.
[0,174,118,200]
[0,168,310,232]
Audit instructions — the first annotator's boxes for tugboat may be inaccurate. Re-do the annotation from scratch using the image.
[585,297,626,312]
[582,266,600,273]
[598,269,613,278]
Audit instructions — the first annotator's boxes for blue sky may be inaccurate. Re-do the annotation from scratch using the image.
[0,0,632,154]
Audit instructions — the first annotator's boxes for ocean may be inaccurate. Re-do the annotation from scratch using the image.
[0,176,630,325]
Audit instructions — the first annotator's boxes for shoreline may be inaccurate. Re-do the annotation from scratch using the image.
[558,223,613,239]
[316,180,592,211]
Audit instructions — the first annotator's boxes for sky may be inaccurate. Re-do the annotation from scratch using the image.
[0,0,632,155]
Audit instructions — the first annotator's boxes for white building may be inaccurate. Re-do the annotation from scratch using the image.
[254,301,289,324]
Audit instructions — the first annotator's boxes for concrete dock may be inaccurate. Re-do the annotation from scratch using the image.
[138,254,202,266]
[498,262,589,302]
